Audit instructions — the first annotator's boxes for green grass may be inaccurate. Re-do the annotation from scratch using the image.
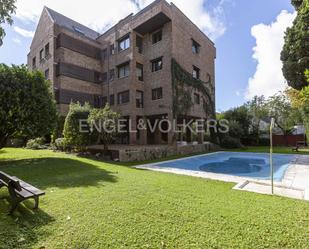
[0,148,308,249]
[227,146,309,155]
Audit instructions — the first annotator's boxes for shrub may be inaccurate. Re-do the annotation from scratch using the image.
[220,136,242,149]
[54,138,67,151]
[258,138,270,146]
[26,138,46,150]
[63,102,92,151]
[52,115,66,143]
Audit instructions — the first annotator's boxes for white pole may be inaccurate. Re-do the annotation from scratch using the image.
[270,118,275,194]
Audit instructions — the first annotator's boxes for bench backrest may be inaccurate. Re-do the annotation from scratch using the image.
[0,171,22,191]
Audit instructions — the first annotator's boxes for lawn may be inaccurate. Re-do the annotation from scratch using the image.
[228,146,309,155]
[0,148,308,249]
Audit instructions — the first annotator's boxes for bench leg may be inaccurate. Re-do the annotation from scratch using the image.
[33,196,39,209]
[9,201,19,215]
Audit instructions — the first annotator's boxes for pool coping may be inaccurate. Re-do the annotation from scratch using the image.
[135,152,309,201]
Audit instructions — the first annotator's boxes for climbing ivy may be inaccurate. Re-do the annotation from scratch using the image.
[171,58,215,118]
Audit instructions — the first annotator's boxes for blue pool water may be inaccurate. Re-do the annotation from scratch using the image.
[153,152,297,181]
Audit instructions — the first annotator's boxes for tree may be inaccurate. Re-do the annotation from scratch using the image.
[0,64,57,149]
[267,92,300,135]
[223,105,252,139]
[245,95,268,144]
[286,69,309,140]
[0,0,16,46]
[88,104,121,153]
[281,0,309,90]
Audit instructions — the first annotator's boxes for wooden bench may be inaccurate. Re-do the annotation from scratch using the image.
[0,171,45,214]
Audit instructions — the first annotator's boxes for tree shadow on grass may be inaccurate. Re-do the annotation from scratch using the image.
[0,157,118,248]
[0,193,55,249]
[0,157,118,189]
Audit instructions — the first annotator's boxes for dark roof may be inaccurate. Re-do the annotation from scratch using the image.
[45,7,100,40]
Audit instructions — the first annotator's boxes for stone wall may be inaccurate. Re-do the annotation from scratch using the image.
[117,142,217,162]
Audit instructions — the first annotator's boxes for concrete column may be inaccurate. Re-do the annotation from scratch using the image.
[139,117,147,145]
[129,115,137,145]
[168,114,176,145]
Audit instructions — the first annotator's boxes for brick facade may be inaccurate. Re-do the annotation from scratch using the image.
[28,0,216,145]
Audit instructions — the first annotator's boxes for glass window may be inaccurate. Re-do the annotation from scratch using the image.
[109,94,115,105]
[118,90,130,104]
[44,68,49,80]
[194,93,200,104]
[109,69,115,82]
[40,49,44,61]
[118,35,130,51]
[152,30,162,44]
[32,57,36,69]
[152,87,163,100]
[45,43,50,57]
[192,39,200,54]
[151,58,163,72]
[118,62,130,78]
[136,35,143,54]
[193,66,200,79]
[136,91,144,108]
[136,63,143,81]
[102,49,107,60]
[110,44,115,55]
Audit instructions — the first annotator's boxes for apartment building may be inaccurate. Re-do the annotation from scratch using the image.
[28,0,216,145]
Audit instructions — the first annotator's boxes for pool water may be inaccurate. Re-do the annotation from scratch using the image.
[153,152,297,181]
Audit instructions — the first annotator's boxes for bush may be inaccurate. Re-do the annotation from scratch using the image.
[52,115,66,143]
[26,138,47,150]
[258,138,270,146]
[63,102,93,151]
[220,136,242,149]
[54,138,67,151]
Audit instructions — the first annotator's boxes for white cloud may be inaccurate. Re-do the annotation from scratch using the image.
[14,26,35,38]
[14,0,228,41]
[12,37,22,45]
[245,10,296,100]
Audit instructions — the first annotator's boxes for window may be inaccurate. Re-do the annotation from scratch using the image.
[94,96,101,108]
[136,63,143,81]
[136,91,144,108]
[118,90,130,104]
[152,87,163,100]
[109,69,115,82]
[45,43,50,57]
[118,62,130,78]
[152,30,162,44]
[192,39,200,54]
[44,69,49,80]
[194,93,200,104]
[109,94,115,105]
[136,35,143,53]
[102,72,108,83]
[118,35,130,51]
[102,96,108,107]
[110,44,115,55]
[192,66,200,79]
[39,49,44,61]
[32,57,36,69]
[102,49,107,60]
[151,57,163,72]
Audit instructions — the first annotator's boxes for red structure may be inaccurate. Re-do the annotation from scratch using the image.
[272,134,307,146]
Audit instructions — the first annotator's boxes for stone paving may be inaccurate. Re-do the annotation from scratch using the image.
[136,153,309,201]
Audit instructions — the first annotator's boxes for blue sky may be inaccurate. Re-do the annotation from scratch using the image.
[0,0,296,111]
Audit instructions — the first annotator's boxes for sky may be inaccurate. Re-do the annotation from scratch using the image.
[0,0,296,111]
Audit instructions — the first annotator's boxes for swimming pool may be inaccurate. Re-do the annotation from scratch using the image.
[151,152,297,181]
